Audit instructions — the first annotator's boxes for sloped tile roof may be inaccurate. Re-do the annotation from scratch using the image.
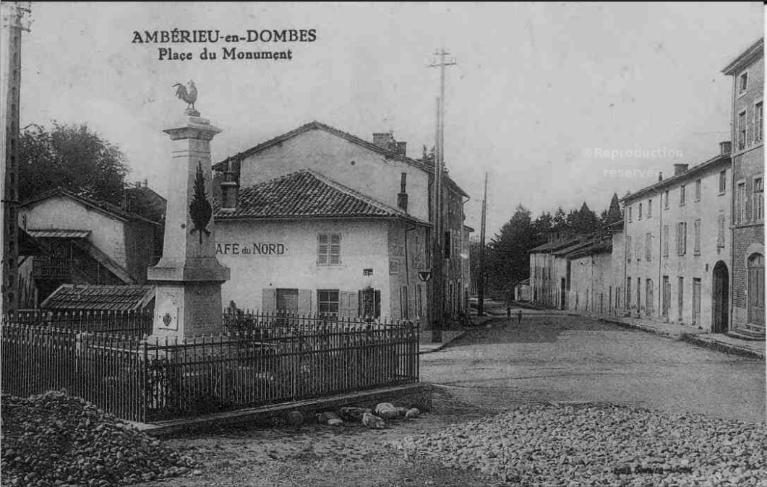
[41,284,155,311]
[212,120,469,198]
[27,229,90,239]
[21,188,160,225]
[214,169,429,225]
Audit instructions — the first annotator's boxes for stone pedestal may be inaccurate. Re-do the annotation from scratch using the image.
[147,113,230,339]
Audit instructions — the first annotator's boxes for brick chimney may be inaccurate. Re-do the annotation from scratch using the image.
[220,157,241,212]
[220,171,239,212]
[373,132,396,151]
[720,141,732,155]
[673,163,689,176]
[397,172,408,212]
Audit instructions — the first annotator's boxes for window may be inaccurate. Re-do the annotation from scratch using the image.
[628,206,633,222]
[635,236,641,261]
[693,219,701,255]
[738,110,747,150]
[626,235,632,262]
[754,177,764,222]
[626,277,632,310]
[664,190,669,209]
[663,225,669,257]
[756,102,764,143]
[680,185,686,206]
[717,214,726,249]
[736,182,747,223]
[318,233,341,265]
[676,222,687,256]
[719,170,727,194]
[695,179,701,202]
[318,289,340,315]
[638,203,643,220]
[444,231,451,259]
[739,72,748,95]
[645,233,652,261]
[647,199,652,218]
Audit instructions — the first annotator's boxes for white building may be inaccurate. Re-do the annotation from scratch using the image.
[211,121,471,323]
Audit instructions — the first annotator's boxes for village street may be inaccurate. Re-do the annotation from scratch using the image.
[142,307,766,487]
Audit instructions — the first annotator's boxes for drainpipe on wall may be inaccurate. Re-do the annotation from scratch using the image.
[657,189,663,321]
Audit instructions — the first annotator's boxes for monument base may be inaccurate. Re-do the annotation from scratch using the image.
[151,282,225,339]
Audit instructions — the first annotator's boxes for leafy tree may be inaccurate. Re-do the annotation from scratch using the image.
[18,122,130,205]
[486,205,535,294]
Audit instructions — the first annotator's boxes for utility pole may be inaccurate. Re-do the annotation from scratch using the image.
[1,2,31,316]
[428,48,455,342]
[478,172,487,316]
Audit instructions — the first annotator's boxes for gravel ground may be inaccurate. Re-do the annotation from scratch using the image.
[389,402,767,486]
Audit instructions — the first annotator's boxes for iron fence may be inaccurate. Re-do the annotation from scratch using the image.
[1,315,419,423]
[5,309,153,336]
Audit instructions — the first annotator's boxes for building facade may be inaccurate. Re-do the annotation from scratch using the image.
[17,188,162,307]
[622,146,731,332]
[213,169,429,321]
[722,38,765,337]
[213,121,471,325]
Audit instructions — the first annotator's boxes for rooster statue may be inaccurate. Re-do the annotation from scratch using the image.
[172,81,198,113]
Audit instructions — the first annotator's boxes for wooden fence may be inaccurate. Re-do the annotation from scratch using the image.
[1,315,419,423]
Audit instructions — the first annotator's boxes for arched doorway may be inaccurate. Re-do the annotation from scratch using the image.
[712,261,729,333]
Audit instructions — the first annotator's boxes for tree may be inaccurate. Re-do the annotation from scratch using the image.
[486,205,536,294]
[18,122,130,205]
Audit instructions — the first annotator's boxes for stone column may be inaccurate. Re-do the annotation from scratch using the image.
[147,112,230,339]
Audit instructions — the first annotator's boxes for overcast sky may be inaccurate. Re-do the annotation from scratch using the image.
[20,2,764,237]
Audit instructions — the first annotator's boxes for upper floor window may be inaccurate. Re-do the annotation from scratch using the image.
[756,101,764,144]
[693,219,701,256]
[645,233,652,262]
[739,72,749,95]
[717,214,726,248]
[663,225,669,257]
[638,203,643,220]
[738,110,747,150]
[695,179,701,202]
[626,235,632,262]
[719,170,727,194]
[676,222,687,256]
[647,199,652,218]
[754,177,764,222]
[664,190,670,209]
[736,182,747,223]
[680,185,686,206]
[318,233,341,265]
[628,206,633,222]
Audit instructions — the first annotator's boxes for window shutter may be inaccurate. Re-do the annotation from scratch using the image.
[298,289,312,315]
[374,290,381,318]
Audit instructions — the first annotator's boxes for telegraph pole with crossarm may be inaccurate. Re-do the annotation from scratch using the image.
[428,48,456,342]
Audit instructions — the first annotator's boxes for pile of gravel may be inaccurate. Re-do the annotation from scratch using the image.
[1,391,197,486]
[389,403,767,486]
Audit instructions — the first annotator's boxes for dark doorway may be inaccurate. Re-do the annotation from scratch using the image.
[712,261,729,333]
[662,276,670,319]
[560,278,566,310]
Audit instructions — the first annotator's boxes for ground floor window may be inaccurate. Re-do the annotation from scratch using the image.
[317,289,340,315]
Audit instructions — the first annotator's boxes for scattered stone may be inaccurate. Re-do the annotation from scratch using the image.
[327,418,344,427]
[375,403,401,420]
[338,406,371,422]
[1,391,198,487]
[388,403,767,486]
[286,410,304,426]
[362,412,386,429]
[316,411,341,425]
[404,408,420,419]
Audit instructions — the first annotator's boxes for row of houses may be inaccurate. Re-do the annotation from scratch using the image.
[530,38,764,339]
[16,121,472,326]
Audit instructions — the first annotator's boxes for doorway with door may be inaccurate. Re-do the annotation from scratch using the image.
[712,262,729,333]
